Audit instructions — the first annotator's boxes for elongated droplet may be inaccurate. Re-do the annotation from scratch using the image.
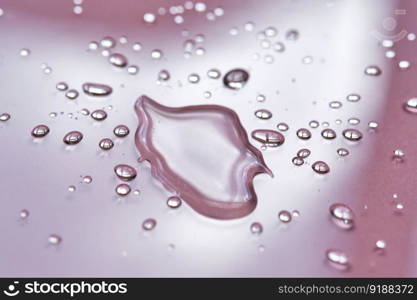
[223,69,249,90]
[142,218,157,231]
[31,125,50,138]
[251,129,285,147]
[134,95,271,220]
[312,161,330,174]
[109,53,128,67]
[82,82,112,96]
[99,138,114,150]
[114,164,137,181]
[207,68,221,79]
[346,93,361,102]
[326,249,350,271]
[329,203,354,229]
[63,131,83,145]
[337,148,349,157]
[342,129,363,141]
[167,196,182,209]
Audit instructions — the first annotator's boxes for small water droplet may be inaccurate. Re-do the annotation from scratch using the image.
[132,42,142,51]
[91,109,107,121]
[188,73,200,84]
[346,93,361,102]
[403,98,417,113]
[0,113,11,122]
[63,131,83,145]
[116,183,131,196]
[167,196,182,209]
[68,185,76,192]
[273,41,285,52]
[309,120,319,128]
[142,218,157,231]
[65,89,79,100]
[19,48,30,57]
[100,36,116,48]
[278,210,292,223]
[321,128,337,140]
[207,68,221,79]
[398,60,410,70]
[251,129,285,147]
[88,41,99,50]
[337,148,349,157]
[348,118,360,125]
[375,240,386,252]
[223,69,249,90]
[364,65,382,76]
[285,29,299,41]
[297,148,311,158]
[296,128,311,140]
[109,53,128,67]
[48,234,62,245]
[244,21,255,31]
[158,69,170,81]
[151,49,163,60]
[292,157,304,166]
[342,129,363,141]
[329,203,354,229]
[113,125,130,137]
[80,175,92,184]
[99,138,114,150]
[114,164,137,181]
[143,12,156,24]
[250,222,263,235]
[302,55,313,64]
[254,109,272,120]
[56,82,68,91]
[277,122,289,131]
[31,125,50,138]
[326,249,350,271]
[19,209,29,220]
[368,121,379,129]
[329,101,342,109]
[312,161,330,174]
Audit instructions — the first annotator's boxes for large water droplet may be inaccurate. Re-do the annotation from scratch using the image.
[82,82,112,96]
[134,95,271,219]
[63,131,83,145]
[114,164,137,181]
[99,138,114,150]
[312,161,330,174]
[321,128,337,140]
[342,129,363,141]
[329,203,354,229]
[31,125,50,138]
[223,69,249,90]
[251,129,285,147]
[109,53,128,68]
[296,128,312,140]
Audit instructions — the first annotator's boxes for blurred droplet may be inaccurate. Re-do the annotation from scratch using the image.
[0,113,11,122]
[142,218,157,231]
[100,36,116,48]
[48,234,62,245]
[364,65,382,76]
